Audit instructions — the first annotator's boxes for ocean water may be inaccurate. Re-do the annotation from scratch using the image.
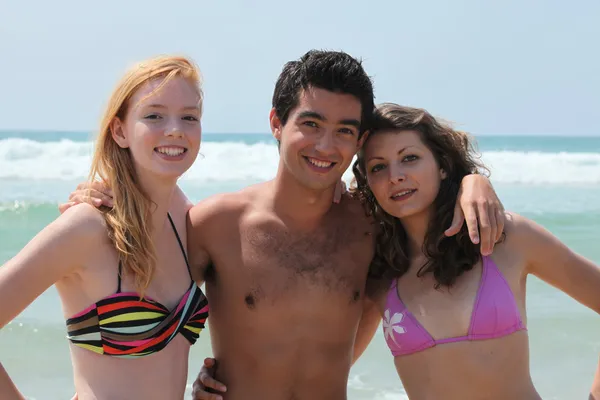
[1,130,600,399]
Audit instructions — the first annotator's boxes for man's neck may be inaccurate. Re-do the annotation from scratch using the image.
[270,167,337,231]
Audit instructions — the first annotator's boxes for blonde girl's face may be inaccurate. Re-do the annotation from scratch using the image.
[112,76,202,183]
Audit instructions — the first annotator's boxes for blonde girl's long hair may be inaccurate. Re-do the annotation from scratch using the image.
[88,55,203,296]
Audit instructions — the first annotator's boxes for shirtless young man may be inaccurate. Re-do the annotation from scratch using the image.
[184,50,504,400]
[63,50,504,400]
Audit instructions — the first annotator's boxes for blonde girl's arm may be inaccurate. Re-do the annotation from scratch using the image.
[0,203,106,397]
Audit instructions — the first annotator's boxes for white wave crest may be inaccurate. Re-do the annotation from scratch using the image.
[482,151,600,184]
[1,138,600,185]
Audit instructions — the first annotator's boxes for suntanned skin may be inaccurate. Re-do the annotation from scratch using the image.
[368,215,538,400]
[187,82,506,399]
[360,213,600,400]
[61,88,504,399]
[187,88,376,400]
[188,186,375,400]
[351,130,600,400]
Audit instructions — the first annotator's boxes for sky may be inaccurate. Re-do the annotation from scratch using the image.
[1,0,599,135]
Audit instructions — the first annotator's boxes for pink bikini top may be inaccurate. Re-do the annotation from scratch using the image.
[383,256,526,357]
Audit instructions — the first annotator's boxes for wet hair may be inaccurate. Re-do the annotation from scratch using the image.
[272,49,375,141]
[352,103,493,288]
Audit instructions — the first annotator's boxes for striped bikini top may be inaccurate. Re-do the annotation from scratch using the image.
[65,213,209,358]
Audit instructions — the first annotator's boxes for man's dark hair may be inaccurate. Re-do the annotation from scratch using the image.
[272,49,375,139]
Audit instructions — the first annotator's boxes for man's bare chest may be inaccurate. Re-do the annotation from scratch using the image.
[245,220,370,270]
[209,222,373,307]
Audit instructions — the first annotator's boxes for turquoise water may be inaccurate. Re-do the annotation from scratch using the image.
[1,131,600,399]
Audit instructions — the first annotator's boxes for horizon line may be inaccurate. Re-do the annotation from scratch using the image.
[1,129,600,138]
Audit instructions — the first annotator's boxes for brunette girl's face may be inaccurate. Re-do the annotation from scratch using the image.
[364,130,446,220]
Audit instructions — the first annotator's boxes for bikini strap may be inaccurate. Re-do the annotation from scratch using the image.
[481,255,490,272]
[117,260,123,293]
[117,214,192,290]
[387,277,399,301]
[167,213,193,279]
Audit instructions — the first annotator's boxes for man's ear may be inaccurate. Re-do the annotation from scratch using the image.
[110,118,129,148]
[269,108,283,141]
[357,130,370,149]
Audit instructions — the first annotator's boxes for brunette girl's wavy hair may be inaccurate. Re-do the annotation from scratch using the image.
[352,103,492,288]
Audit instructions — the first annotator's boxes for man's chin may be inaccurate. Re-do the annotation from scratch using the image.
[287,167,342,191]
[302,179,339,192]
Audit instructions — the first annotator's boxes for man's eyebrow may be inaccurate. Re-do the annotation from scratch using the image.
[297,111,360,129]
[338,118,360,129]
[297,111,326,121]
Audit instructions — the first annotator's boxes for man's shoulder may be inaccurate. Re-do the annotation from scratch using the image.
[188,183,265,225]
[338,192,373,224]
